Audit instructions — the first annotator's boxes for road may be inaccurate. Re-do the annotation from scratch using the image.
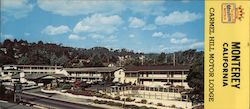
[16,89,103,109]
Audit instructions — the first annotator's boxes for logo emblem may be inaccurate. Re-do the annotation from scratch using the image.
[222,3,244,23]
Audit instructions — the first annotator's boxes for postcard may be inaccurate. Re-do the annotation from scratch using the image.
[0,0,249,109]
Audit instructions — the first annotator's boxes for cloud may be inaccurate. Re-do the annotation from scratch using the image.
[168,32,194,44]
[105,35,118,42]
[129,34,135,38]
[87,34,117,43]
[2,0,34,19]
[181,0,190,3]
[170,37,190,44]
[168,32,186,38]
[142,24,157,30]
[152,32,164,38]
[89,34,105,39]
[42,25,71,35]
[0,33,14,40]
[152,32,188,39]
[37,0,166,16]
[155,11,202,25]
[152,32,200,47]
[37,0,125,16]
[128,17,145,28]
[73,14,123,34]
[128,1,166,15]
[157,41,203,53]
[189,42,204,49]
[24,32,30,36]
[68,34,86,40]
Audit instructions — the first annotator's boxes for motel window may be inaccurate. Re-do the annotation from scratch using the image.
[131,73,137,77]
[24,67,28,69]
[4,72,8,75]
[125,73,130,77]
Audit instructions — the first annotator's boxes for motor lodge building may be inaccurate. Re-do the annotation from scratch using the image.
[123,66,190,89]
[0,65,67,84]
[64,67,123,82]
[0,65,190,89]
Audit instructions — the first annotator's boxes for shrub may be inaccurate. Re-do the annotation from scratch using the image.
[148,107,157,109]
[94,92,102,97]
[102,94,112,99]
[99,100,107,104]
[139,106,148,109]
[141,99,147,104]
[113,96,121,100]
[170,104,176,108]
[121,98,125,101]
[126,97,135,102]
[107,101,115,105]
[61,84,71,90]
[135,101,141,103]
[157,103,163,106]
[82,91,93,96]
[125,105,139,109]
[112,102,123,106]
[93,99,108,104]
[148,102,153,105]
[93,99,99,104]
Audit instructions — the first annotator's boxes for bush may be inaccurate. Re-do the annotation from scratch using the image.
[141,99,147,104]
[107,101,115,105]
[93,99,99,104]
[94,92,102,97]
[61,84,71,90]
[135,101,141,103]
[139,106,148,109]
[170,104,176,108]
[99,100,107,104]
[148,107,157,109]
[126,97,135,102]
[113,96,121,100]
[148,102,153,105]
[111,102,123,106]
[93,99,107,104]
[102,94,112,99]
[124,105,139,109]
[157,103,163,106]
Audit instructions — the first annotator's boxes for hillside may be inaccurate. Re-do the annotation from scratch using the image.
[0,39,203,67]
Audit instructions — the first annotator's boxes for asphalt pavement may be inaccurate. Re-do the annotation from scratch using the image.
[18,88,103,109]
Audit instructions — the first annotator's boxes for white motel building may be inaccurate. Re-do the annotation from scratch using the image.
[0,64,190,89]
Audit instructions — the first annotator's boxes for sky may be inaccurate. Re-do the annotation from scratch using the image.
[0,0,204,53]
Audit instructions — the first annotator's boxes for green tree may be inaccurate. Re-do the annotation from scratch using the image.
[88,55,104,67]
[56,55,69,66]
[0,83,6,97]
[17,55,31,64]
[186,54,204,103]
[157,52,166,64]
